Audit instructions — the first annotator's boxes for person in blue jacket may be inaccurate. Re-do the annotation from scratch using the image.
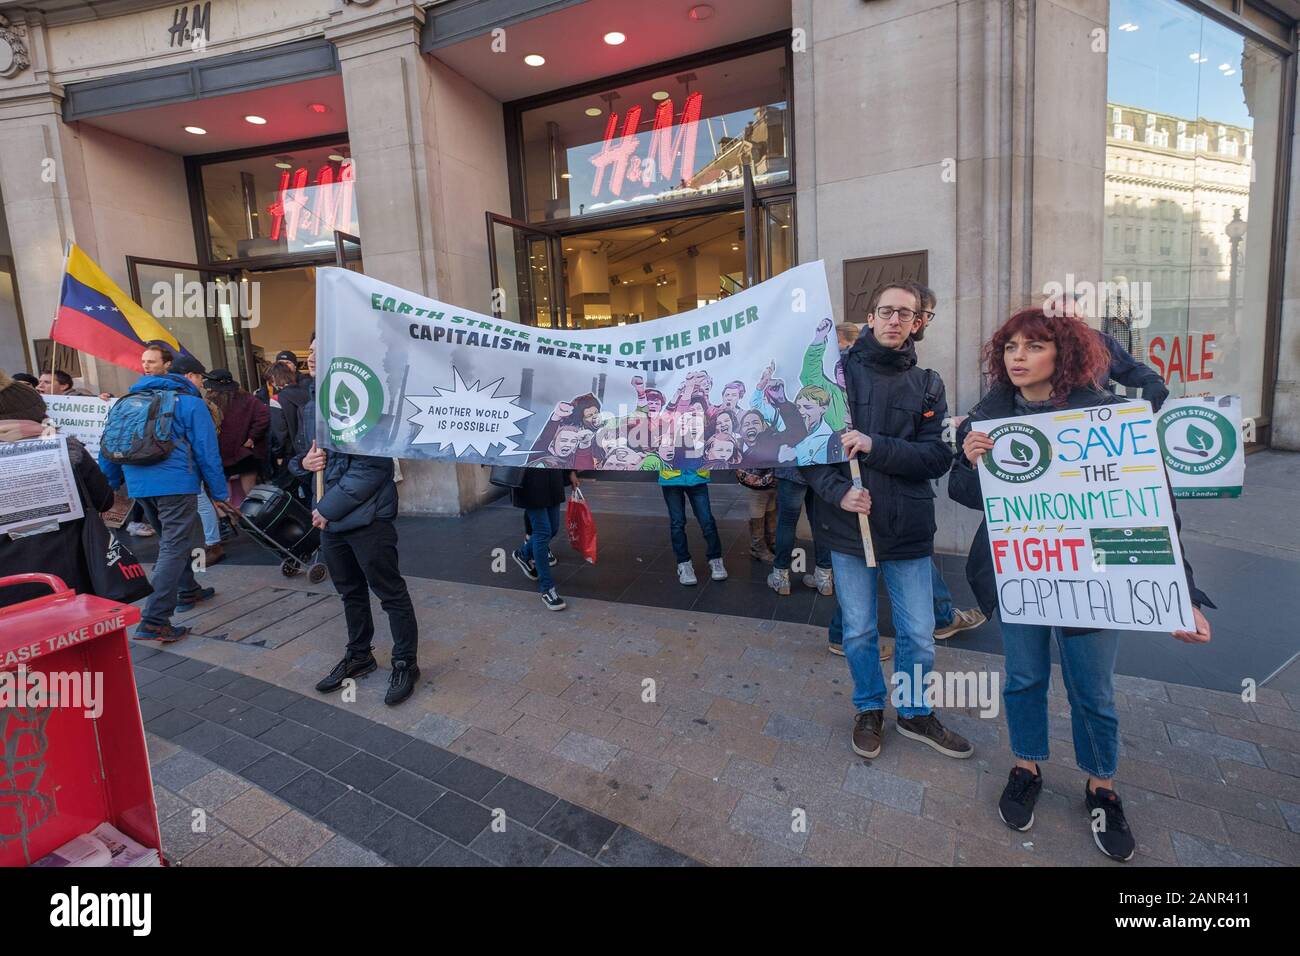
[290,336,420,706]
[99,343,229,642]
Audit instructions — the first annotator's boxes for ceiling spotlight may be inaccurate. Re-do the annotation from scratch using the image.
[525,54,546,66]
[274,161,293,169]
[688,4,714,20]
[328,153,345,162]
[244,115,267,125]
[184,126,207,135]
[651,91,670,101]
[585,107,603,117]
[603,32,625,45]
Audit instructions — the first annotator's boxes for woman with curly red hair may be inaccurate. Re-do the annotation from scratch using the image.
[949,308,1214,862]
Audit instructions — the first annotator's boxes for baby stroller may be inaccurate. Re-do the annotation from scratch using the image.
[237,483,329,584]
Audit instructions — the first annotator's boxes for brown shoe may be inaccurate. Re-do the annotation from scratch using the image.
[851,709,884,758]
[934,607,986,640]
[205,543,225,566]
[895,713,973,759]
[748,519,775,562]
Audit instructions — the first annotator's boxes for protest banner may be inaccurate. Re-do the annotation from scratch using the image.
[314,261,848,471]
[972,400,1195,633]
[0,435,84,536]
[1155,395,1244,499]
[42,394,115,461]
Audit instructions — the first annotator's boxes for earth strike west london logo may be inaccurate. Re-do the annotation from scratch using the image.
[321,356,384,444]
[982,422,1053,483]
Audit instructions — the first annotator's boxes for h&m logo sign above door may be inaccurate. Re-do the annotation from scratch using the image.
[169,2,211,48]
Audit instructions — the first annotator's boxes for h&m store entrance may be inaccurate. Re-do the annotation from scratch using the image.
[485,35,795,330]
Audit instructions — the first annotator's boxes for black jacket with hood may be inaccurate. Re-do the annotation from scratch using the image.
[948,382,1214,628]
[288,381,397,534]
[800,330,950,562]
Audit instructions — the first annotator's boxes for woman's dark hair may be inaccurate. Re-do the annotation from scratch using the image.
[267,364,296,389]
[983,308,1109,404]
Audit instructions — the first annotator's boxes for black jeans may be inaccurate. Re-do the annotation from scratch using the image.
[319,519,418,664]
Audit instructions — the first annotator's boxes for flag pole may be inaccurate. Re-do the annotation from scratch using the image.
[48,240,73,383]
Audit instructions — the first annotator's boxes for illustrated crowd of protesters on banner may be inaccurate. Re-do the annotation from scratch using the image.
[0,271,1214,863]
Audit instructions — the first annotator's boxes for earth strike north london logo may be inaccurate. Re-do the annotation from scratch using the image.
[1157,405,1237,476]
[983,422,1053,483]
[321,357,383,443]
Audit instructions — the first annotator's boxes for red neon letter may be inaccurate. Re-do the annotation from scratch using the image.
[647,91,704,185]
[590,106,642,198]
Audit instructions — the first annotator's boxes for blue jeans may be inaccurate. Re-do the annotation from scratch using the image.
[932,561,954,628]
[829,557,955,647]
[661,485,721,563]
[999,619,1120,779]
[519,505,560,593]
[774,477,829,571]
[196,492,220,547]
[138,493,202,627]
[830,551,935,716]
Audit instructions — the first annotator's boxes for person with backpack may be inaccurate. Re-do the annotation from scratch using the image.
[98,343,229,642]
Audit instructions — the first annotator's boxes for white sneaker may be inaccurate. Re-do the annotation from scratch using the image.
[677,562,697,586]
[709,558,728,581]
[126,521,155,537]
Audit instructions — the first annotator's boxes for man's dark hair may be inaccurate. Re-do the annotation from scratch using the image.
[867,280,926,316]
[267,364,296,389]
[52,370,73,389]
[143,341,174,366]
[12,372,38,386]
[912,284,937,342]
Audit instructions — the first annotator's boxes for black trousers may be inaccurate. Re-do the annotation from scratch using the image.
[319,519,418,664]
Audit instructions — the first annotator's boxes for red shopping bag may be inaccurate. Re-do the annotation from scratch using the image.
[566,487,597,564]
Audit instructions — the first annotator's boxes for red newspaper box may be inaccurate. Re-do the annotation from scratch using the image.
[0,573,161,867]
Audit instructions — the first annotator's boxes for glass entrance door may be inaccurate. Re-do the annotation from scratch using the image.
[334,230,363,272]
[486,212,565,327]
[125,256,250,385]
[743,160,795,283]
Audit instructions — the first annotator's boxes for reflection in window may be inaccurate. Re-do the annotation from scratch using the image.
[1104,0,1284,421]
[200,142,356,261]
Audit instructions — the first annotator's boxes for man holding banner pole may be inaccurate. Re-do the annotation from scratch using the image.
[803,281,972,762]
[290,336,421,707]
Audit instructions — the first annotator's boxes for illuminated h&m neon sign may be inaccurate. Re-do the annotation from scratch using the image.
[590,92,704,199]
[266,161,356,242]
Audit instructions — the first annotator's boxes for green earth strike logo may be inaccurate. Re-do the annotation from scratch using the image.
[983,422,1052,483]
[321,356,383,443]
[1157,405,1237,476]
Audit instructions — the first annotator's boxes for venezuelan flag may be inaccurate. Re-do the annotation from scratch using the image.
[52,243,190,372]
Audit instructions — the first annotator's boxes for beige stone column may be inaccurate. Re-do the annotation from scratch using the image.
[327,0,505,514]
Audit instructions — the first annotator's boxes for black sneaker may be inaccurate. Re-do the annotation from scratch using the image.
[512,548,539,581]
[385,660,420,706]
[851,709,884,758]
[895,713,974,759]
[541,588,566,611]
[175,586,215,614]
[1085,784,1136,862]
[998,765,1043,831]
[315,652,378,693]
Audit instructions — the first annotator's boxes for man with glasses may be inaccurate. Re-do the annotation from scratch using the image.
[803,281,972,761]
